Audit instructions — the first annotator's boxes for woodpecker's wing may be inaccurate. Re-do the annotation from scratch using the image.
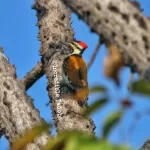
[63,54,88,88]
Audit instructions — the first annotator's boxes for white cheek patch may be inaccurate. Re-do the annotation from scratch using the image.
[69,43,81,55]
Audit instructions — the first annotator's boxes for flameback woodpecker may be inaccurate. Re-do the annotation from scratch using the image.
[62,40,89,104]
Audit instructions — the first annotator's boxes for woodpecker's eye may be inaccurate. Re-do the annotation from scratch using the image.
[76,46,83,51]
[77,46,81,50]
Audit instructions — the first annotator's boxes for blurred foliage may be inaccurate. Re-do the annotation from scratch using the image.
[11,123,130,150]
[90,86,105,93]
[11,122,52,150]
[84,98,108,116]
[43,131,130,150]
[132,80,150,97]
[103,111,123,138]
[104,44,124,85]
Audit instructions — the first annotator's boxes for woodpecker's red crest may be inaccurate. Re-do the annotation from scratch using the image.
[75,40,88,50]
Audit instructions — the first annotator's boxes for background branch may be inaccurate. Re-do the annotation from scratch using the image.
[62,0,150,148]
[63,0,150,80]
[22,62,44,91]
[88,38,102,70]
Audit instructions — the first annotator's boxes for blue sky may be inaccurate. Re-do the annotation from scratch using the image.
[0,0,150,149]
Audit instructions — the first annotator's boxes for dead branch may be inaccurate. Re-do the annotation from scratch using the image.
[22,62,44,91]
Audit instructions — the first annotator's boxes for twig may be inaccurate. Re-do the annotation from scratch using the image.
[22,62,44,91]
[127,72,134,89]
[87,38,102,69]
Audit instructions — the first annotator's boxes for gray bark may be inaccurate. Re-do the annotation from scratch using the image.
[140,140,150,150]
[0,47,52,149]
[35,0,95,134]
[63,0,150,79]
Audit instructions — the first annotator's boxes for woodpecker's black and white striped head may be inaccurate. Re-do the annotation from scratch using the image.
[69,40,88,55]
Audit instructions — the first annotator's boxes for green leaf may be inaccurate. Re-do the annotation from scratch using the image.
[43,131,92,150]
[66,137,130,150]
[43,133,67,150]
[43,136,65,150]
[90,86,105,93]
[132,80,150,96]
[103,111,123,138]
[65,132,97,150]
[84,98,108,116]
[11,122,52,150]
[117,146,131,150]
[99,140,130,150]
[43,131,130,150]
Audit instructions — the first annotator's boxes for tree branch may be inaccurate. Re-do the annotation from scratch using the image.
[22,62,44,91]
[35,0,95,134]
[0,47,52,150]
[62,0,150,148]
[63,0,150,80]
[87,38,102,69]
[140,140,150,150]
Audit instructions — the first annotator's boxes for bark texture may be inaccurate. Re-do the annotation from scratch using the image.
[63,0,150,79]
[0,48,51,150]
[35,0,95,134]
[140,140,150,150]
